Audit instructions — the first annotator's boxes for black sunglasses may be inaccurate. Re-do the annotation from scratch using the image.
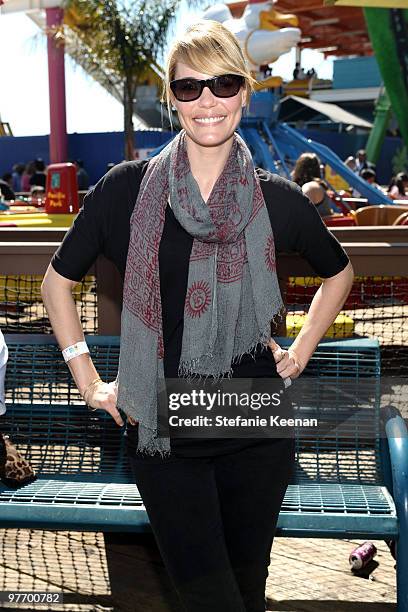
[170,74,245,102]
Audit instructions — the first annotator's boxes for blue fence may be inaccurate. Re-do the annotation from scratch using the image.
[0,127,401,187]
[0,130,172,186]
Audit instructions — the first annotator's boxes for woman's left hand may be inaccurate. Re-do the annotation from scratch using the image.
[267,338,304,381]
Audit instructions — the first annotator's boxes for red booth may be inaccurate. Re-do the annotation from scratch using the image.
[45,163,79,214]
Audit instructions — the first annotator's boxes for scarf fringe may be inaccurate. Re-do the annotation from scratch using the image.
[136,423,172,458]
[177,305,286,383]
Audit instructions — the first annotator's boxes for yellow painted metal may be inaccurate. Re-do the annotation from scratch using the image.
[287,312,355,338]
[288,276,321,287]
[325,165,351,192]
[0,275,94,304]
[253,76,283,91]
[288,275,402,286]
[0,213,75,227]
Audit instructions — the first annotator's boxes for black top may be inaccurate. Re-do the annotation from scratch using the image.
[51,159,349,457]
[29,172,46,189]
[76,168,90,191]
[0,180,16,201]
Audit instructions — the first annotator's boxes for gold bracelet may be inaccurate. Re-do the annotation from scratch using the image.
[82,376,102,408]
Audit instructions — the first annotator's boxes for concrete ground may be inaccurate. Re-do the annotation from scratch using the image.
[0,529,397,611]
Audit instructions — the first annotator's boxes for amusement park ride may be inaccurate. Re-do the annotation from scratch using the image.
[1,0,408,221]
[156,0,407,207]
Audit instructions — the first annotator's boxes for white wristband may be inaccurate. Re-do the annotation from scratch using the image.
[62,341,89,363]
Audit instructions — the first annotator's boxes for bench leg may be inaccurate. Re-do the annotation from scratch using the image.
[383,406,408,612]
[397,528,408,612]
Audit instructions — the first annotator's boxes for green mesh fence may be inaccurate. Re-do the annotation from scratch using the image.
[0,275,97,334]
[285,275,408,376]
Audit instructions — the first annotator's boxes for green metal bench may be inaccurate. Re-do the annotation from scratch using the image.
[1,334,407,611]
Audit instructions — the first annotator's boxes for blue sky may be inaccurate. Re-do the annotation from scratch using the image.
[0,3,333,137]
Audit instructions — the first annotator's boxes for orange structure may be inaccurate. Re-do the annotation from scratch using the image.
[228,1,372,56]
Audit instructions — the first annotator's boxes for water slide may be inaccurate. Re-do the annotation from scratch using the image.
[240,118,391,204]
[152,89,391,205]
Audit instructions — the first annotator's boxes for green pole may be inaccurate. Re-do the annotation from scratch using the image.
[365,90,392,164]
[364,8,408,153]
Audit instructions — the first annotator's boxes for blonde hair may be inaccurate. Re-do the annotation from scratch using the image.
[162,20,256,129]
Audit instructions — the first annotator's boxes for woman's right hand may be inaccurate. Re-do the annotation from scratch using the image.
[84,380,125,427]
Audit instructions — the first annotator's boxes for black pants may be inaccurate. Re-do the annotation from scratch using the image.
[126,435,296,612]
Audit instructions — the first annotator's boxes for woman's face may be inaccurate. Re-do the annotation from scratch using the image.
[171,62,247,148]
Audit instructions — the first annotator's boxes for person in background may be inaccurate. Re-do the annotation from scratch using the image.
[292,152,322,186]
[0,187,7,208]
[75,159,90,191]
[344,156,356,172]
[388,172,408,201]
[11,163,25,193]
[354,149,376,176]
[354,149,368,174]
[30,185,45,202]
[302,182,334,217]
[360,168,382,191]
[21,161,36,193]
[293,62,306,80]
[29,158,47,189]
[0,174,15,201]
[292,152,334,217]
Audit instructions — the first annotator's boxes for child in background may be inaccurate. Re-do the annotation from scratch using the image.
[388,172,408,201]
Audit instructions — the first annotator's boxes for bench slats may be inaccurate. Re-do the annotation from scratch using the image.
[0,335,394,534]
[0,478,397,536]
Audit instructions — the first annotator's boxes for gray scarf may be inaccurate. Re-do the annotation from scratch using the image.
[117,130,284,456]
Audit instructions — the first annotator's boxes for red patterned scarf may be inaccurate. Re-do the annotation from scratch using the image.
[117,130,284,456]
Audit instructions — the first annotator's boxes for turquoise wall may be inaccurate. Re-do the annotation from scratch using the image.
[333,56,382,90]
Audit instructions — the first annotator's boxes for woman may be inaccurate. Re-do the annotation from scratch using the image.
[41,20,353,612]
[292,152,334,216]
[29,158,47,189]
[21,161,36,193]
[388,172,408,201]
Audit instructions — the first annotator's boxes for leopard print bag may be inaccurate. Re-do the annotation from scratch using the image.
[0,433,37,488]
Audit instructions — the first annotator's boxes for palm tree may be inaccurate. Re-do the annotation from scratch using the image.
[59,0,179,159]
